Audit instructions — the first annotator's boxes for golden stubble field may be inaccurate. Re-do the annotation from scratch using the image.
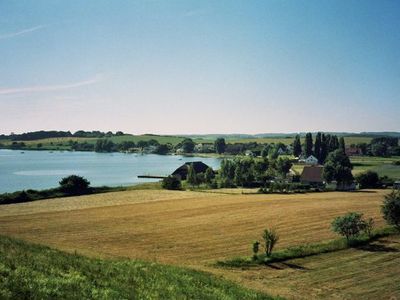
[1,188,398,299]
[0,189,388,265]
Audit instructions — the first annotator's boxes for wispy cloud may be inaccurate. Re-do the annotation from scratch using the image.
[0,74,103,96]
[0,25,45,40]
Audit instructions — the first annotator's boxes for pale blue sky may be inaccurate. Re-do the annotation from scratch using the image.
[0,0,399,134]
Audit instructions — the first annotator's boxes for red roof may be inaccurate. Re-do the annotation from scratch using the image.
[301,166,324,183]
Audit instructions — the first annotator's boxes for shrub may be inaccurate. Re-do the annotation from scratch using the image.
[262,228,279,257]
[331,212,366,241]
[59,175,90,195]
[382,190,400,231]
[162,176,182,190]
[364,217,374,238]
[252,241,260,260]
[355,171,380,189]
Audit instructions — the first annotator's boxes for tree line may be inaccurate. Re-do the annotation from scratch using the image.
[0,130,125,141]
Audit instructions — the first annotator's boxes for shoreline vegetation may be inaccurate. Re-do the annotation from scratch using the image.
[0,181,162,206]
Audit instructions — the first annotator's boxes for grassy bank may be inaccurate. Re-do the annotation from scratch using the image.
[0,235,276,300]
[0,182,162,205]
[216,227,398,268]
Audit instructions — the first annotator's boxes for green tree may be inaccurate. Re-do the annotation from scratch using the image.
[323,149,354,185]
[187,163,198,186]
[204,167,214,185]
[276,157,292,178]
[382,190,400,231]
[314,132,322,161]
[214,138,226,154]
[355,171,380,189]
[162,176,182,190]
[320,133,328,163]
[254,159,269,182]
[154,144,169,155]
[95,139,115,152]
[339,137,346,152]
[59,175,90,195]
[234,157,255,187]
[304,133,313,157]
[262,228,279,257]
[293,135,302,157]
[252,241,260,260]
[182,138,195,153]
[218,159,236,187]
[329,135,339,152]
[331,212,365,241]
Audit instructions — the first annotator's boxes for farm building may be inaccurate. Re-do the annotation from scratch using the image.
[345,147,362,156]
[394,181,400,189]
[299,155,319,165]
[300,165,324,185]
[171,161,212,180]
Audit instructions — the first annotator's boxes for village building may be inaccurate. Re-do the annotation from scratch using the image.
[299,155,319,165]
[300,165,324,185]
[171,161,212,180]
[345,147,362,156]
[277,147,286,155]
[194,143,214,153]
[245,150,255,157]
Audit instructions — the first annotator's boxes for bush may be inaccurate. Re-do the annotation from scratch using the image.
[331,212,366,241]
[382,190,400,231]
[262,228,279,257]
[162,176,182,190]
[355,171,380,189]
[252,241,260,260]
[59,175,90,195]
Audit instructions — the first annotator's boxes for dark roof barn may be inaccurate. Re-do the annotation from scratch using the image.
[172,161,212,180]
[300,165,324,184]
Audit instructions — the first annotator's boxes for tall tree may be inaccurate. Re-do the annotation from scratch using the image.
[293,135,302,157]
[187,163,197,186]
[314,132,322,161]
[320,133,328,163]
[304,133,313,157]
[339,137,346,152]
[214,138,226,154]
[181,138,195,153]
[329,135,339,152]
[323,149,354,186]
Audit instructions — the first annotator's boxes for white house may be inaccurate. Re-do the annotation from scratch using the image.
[245,150,254,157]
[277,147,286,155]
[303,155,319,165]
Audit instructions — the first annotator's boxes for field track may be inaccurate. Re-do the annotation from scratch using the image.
[0,189,389,266]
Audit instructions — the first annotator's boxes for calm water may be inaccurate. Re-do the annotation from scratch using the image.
[0,150,221,193]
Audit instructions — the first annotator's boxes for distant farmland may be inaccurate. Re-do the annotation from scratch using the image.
[1,134,373,149]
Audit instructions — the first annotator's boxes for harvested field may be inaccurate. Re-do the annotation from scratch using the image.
[0,189,389,266]
[216,235,400,299]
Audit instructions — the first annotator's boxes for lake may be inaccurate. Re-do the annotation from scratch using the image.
[0,150,221,193]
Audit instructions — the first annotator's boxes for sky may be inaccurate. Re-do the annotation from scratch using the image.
[0,0,399,135]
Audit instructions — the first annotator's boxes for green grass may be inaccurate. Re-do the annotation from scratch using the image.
[0,235,277,300]
[351,156,400,179]
[216,227,398,268]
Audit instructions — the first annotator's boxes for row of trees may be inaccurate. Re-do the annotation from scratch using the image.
[352,137,400,157]
[216,157,292,188]
[293,133,345,163]
[2,130,125,141]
